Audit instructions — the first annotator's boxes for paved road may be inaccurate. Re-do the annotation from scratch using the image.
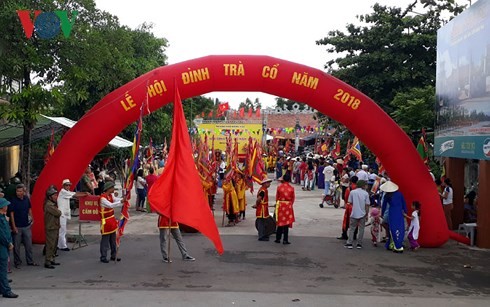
[4,180,490,306]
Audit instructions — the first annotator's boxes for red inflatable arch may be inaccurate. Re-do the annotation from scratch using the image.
[31,55,449,247]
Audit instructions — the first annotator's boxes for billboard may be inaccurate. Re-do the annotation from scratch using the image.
[197,122,263,156]
[435,0,490,160]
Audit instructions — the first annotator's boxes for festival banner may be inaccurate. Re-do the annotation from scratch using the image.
[197,122,263,156]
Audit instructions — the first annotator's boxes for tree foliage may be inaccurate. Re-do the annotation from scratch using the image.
[315,0,466,153]
[0,0,169,187]
[390,85,436,132]
[238,97,261,110]
[316,0,465,111]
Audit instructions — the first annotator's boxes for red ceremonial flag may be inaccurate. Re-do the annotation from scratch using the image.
[44,128,55,164]
[248,108,253,118]
[255,108,261,118]
[376,156,385,175]
[218,102,230,113]
[239,107,245,118]
[148,84,224,255]
[332,140,341,159]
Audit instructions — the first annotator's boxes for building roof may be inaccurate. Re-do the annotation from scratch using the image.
[0,115,132,148]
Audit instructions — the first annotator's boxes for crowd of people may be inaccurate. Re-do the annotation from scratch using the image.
[0,143,480,300]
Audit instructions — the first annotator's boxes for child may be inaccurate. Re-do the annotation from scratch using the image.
[366,207,382,247]
[407,201,421,250]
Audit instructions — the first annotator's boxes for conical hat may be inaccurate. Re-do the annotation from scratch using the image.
[380,181,399,193]
[260,178,272,185]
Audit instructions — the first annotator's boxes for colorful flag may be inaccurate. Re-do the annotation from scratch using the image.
[147,138,154,163]
[148,84,224,255]
[375,156,385,175]
[118,100,145,246]
[44,129,55,165]
[416,130,428,164]
[348,137,362,162]
[249,140,267,184]
[332,140,341,159]
[218,102,230,114]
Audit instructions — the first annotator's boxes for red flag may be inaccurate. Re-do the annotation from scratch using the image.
[239,107,245,118]
[332,140,341,158]
[255,108,261,118]
[208,110,213,118]
[44,129,55,164]
[248,108,253,118]
[375,157,385,175]
[148,84,224,255]
[218,102,230,113]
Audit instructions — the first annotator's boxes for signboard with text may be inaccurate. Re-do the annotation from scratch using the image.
[78,195,101,221]
[435,0,490,160]
[197,122,263,156]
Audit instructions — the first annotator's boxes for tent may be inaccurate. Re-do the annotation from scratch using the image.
[0,115,132,148]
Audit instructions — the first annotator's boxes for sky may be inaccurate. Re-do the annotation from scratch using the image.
[94,0,430,108]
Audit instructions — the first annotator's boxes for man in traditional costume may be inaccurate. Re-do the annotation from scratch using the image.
[157,215,195,263]
[253,178,272,241]
[99,181,122,263]
[222,179,239,226]
[235,173,247,220]
[274,174,295,244]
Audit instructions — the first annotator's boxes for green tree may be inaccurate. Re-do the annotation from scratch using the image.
[238,97,261,110]
[274,97,308,111]
[390,85,436,133]
[0,0,168,190]
[316,0,465,110]
[315,0,465,161]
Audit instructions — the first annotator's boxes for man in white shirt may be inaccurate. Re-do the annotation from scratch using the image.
[57,179,89,251]
[356,164,369,182]
[322,161,335,196]
[344,180,370,249]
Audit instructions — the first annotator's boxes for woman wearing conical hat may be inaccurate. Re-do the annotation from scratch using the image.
[380,181,410,253]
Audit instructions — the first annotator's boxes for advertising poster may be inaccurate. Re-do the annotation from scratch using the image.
[435,0,490,160]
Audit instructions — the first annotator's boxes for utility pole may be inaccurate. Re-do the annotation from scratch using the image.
[295,118,300,152]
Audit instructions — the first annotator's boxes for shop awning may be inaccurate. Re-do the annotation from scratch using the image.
[0,115,132,148]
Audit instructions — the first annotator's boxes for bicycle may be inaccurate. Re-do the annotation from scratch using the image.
[319,180,341,208]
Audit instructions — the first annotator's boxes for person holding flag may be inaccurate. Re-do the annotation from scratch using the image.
[148,83,223,257]
[253,178,273,241]
[157,214,195,263]
[99,181,123,263]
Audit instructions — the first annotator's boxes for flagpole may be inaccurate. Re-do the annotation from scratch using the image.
[167,219,172,263]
